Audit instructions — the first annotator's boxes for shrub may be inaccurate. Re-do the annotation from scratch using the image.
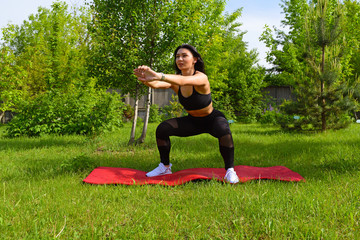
[123,104,134,121]
[259,110,279,125]
[279,98,354,131]
[259,103,280,125]
[7,90,125,137]
[213,94,236,121]
[149,104,162,123]
[160,95,186,121]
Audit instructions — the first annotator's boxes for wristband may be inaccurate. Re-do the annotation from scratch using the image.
[160,72,165,81]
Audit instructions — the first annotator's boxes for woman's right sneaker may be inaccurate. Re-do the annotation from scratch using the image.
[146,163,172,177]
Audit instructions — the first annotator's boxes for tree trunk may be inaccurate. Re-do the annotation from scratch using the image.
[136,87,152,144]
[128,88,139,145]
[321,44,326,132]
[0,112,4,124]
[136,5,156,144]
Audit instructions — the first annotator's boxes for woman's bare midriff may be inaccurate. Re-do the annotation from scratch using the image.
[186,102,214,117]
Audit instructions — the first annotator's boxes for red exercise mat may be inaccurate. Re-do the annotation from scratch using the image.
[83,165,304,186]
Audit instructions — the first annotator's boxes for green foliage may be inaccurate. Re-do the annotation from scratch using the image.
[259,110,280,125]
[343,0,360,110]
[213,94,236,121]
[6,89,125,137]
[263,72,295,87]
[89,0,265,123]
[0,2,125,137]
[0,47,27,120]
[88,0,182,96]
[148,104,162,123]
[219,16,265,121]
[1,2,91,99]
[280,99,353,131]
[160,95,186,121]
[122,104,134,121]
[182,5,266,121]
[89,0,209,143]
[261,0,360,131]
[227,64,266,123]
[260,0,310,80]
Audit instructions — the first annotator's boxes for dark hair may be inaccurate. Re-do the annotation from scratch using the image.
[174,44,206,74]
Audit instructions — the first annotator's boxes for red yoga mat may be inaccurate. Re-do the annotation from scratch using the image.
[83,165,304,186]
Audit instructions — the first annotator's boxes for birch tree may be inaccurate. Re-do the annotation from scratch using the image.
[89,0,178,144]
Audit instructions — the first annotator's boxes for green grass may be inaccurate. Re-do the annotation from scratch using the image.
[0,122,359,239]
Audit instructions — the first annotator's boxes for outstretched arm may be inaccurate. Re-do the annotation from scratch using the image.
[134,66,172,89]
[140,79,172,89]
[133,65,208,87]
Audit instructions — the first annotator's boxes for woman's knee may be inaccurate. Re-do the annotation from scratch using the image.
[219,134,234,148]
[156,121,174,139]
[211,117,231,137]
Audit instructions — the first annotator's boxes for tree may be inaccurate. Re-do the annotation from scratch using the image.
[172,3,266,121]
[304,0,350,131]
[1,1,91,97]
[1,1,124,137]
[260,0,310,86]
[90,0,267,134]
[343,0,360,119]
[261,0,359,131]
[0,47,26,123]
[89,0,184,144]
[217,21,266,122]
[89,0,255,142]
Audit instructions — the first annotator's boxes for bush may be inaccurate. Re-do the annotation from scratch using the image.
[278,98,354,131]
[149,104,162,123]
[259,110,279,125]
[213,94,236,121]
[160,95,186,121]
[7,90,125,137]
[259,103,280,125]
[123,104,134,121]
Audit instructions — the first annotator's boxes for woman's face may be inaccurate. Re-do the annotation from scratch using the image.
[176,48,197,71]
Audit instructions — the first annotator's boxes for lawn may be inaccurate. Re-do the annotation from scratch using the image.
[0,123,359,239]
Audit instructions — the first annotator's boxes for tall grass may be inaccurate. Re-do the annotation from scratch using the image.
[0,123,359,239]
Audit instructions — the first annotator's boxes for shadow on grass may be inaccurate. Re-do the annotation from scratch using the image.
[231,128,286,136]
[1,154,100,182]
[230,124,320,137]
[0,137,87,152]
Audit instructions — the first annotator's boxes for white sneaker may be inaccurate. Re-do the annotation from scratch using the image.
[224,168,239,184]
[146,163,172,177]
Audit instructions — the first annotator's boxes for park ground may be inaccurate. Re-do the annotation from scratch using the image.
[0,123,359,239]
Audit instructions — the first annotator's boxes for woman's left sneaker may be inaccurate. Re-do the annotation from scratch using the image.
[224,168,239,184]
[146,163,172,177]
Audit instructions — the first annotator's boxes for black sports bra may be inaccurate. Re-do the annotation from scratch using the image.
[178,86,212,111]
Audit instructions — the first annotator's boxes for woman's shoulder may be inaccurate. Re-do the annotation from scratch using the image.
[195,70,207,76]
[194,71,209,83]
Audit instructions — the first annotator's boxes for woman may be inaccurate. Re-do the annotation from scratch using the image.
[133,44,239,183]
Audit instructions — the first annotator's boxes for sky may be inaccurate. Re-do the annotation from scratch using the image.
[0,0,285,67]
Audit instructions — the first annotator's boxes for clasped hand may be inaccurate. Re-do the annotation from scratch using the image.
[133,65,160,82]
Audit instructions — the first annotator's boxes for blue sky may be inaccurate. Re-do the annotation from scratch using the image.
[0,0,284,67]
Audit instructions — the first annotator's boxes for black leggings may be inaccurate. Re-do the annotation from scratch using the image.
[156,109,234,170]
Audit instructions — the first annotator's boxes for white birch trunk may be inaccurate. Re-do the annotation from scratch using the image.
[128,92,139,145]
[136,87,152,144]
